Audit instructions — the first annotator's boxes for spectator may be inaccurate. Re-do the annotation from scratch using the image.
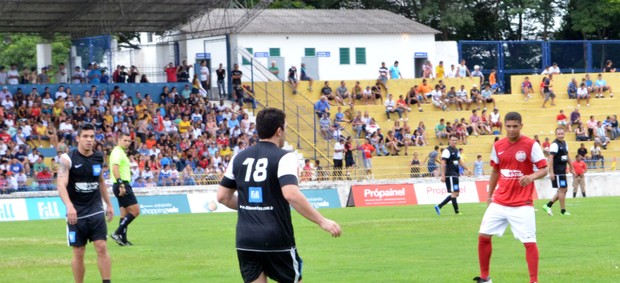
[435,61,444,79]
[456,85,472,111]
[300,63,314,91]
[480,84,496,109]
[590,141,604,169]
[422,60,434,78]
[445,64,456,78]
[370,130,389,156]
[405,86,423,112]
[287,65,299,94]
[576,83,590,107]
[583,74,594,93]
[594,73,613,98]
[36,167,53,190]
[333,138,345,178]
[359,138,376,178]
[542,137,551,156]
[319,113,331,140]
[352,81,364,103]
[521,76,533,101]
[603,59,616,73]
[389,61,402,79]
[549,62,561,74]
[268,61,279,78]
[445,87,458,110]
[370,81,383,104]
[572,154,587,198]
[431,85,447,111]
[593,121,610,149]
[610,115,620,140]
[314,95,330,119]
[321,81,340,105]
[575,123,589,141]
[300,159,312,182]
[423,145,440,177]
[362,86,373,105]
[470,84,482,110]
[435,118,448,143]
[471,65,484,86]
[199,60,210,97]
[336,80,351,105]
[586,115,598,139]
[490,108,503,134]
[38,67,50,84]
[474,155,484,177]
[378,62,389,91]
[541,75,556,108]
[556,110,571,132]
[456,59,471,78]
[385,94,402,121]
[567,78,578,99]
[7,64,19,85]
[164,62,177,83]
[417,79,433,103]
[489,68,498,92]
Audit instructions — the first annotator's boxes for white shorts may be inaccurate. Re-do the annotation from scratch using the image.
[479,203,536,243]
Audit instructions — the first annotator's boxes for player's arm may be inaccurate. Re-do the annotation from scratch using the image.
[440,159,446,182]
[56,155,77,224]
[547,153,555,179]
[99,174,114,222]
[487,166,499,205]
[458,159,469,175]
[110,152,126,196]
[282,184,341,237]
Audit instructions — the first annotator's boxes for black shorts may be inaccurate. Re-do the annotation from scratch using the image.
[445,176,460,193]
[551,175,568,188]
[113,182,138,208]
[237,248,302,283]
[67,212,107,247]
[333,159,343,168]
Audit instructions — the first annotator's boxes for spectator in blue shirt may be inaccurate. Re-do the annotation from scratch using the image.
[567,78,578,99]
[88,64,102,84]
[314,95,331,119]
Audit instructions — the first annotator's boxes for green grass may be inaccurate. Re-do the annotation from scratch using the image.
[1,197,619,282]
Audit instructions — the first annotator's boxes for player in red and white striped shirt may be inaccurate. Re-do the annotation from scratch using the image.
[474,112,548,283]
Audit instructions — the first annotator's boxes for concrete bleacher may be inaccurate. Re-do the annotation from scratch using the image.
[249,73,620,179]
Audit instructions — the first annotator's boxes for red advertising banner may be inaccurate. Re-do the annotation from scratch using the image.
[350,184,417,207]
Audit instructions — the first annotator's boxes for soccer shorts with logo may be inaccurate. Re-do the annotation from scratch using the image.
[113,182,138,208]
[551,175,568,189]
[445,176,460,193]
[237,248,303,283]
[479,203,537,243]
[67,212,108,247]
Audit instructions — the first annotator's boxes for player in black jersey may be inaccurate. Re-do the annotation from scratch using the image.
[435,135,469,215]
[543,128,575,216]
[57,123,114,283]
[217,108,342,283]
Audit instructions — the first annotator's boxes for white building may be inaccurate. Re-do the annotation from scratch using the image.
[114,9,459,83]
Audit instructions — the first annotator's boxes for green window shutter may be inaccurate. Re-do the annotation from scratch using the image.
[243,48,253,65]
[269,48,280,57]
[355,47,366,64]
[339,48,350,65]
[305,48,316,57]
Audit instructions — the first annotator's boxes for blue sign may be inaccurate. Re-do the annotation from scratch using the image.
[317,52,331,57]
[112,194,191,215]
[300,189,342,209]
[196,52,211,59]
[254,52,269,58]
[26,197,67,220]
[414,52,428,58]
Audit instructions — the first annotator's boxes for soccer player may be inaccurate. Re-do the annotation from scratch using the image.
[217,108,342,283]
[475,112,548,283]
[57,123,114,283]
[542,128,574,216]
[434,135,469,215]
[110,132,140,246]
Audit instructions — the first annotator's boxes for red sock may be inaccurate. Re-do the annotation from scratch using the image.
[524,242,539,283]
[478,235,492,279]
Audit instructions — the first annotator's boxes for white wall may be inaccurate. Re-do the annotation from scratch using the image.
[435,41,460,68]
[186,35,228,83]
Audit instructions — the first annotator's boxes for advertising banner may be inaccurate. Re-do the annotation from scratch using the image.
[300,189,342,209]
[186,193,236,213]
[110,194,191,215]
[350,184,417,207]
[0,198,29,221]
[25,197,67,220]
[413,181,480,205]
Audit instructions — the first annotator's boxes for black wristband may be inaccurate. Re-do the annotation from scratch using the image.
[117,178,123,184]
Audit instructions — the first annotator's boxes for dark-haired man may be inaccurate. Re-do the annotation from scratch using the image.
[110,133,140,246]
[542,128,574,216]
[218,108,341,283]
[475,112,547,283]
[435,135,469,215]
[57,123,113,283]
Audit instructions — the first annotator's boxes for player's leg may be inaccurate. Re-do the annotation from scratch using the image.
[93,240,111,282]
[117,203,140,244]
[450,177,461,214]
[507,205,538,283]
[435,177,453,215]
[558,185,569,215]
[71,246,87,283]
[543,177,559,216]
[476,203,509,282]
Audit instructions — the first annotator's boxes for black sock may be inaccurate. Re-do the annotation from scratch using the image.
[546,201,554,208]
[451,197,459,213]
[561,209,566,214]
[438,196,451,208]
[115,214,136,238]
[103,280,111,283]
[582,192,586,197]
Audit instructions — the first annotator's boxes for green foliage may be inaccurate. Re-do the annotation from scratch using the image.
[0,34,70,70]
[0,198,618,282]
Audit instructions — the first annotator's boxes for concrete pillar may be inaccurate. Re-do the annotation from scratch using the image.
[36,43,53,71]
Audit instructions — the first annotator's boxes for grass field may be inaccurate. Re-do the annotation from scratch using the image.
[1,197,619,283]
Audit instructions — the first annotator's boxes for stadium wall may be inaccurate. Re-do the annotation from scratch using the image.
[1,173,615,222]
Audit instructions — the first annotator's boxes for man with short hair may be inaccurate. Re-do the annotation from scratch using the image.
[389,61,402,79]
[594,73,613,98]
[336,80,351,105]
[542,128,575,216]
[7,64,19,85]
[333,138,345,178]
[385,94,402,121]
[522,76,533,101]
[475,111,547,283]
[110,133,140,246]
[378,62,389,90]
[576,83,590,107]
[571,154,587,198]
[300,63,314,91]
[490,108,503,134]
[217,108,341,283]
[287,65,299,94]
[435,135,469,215]
[57,123,114,283]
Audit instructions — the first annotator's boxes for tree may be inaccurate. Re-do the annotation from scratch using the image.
[0,33,70,70]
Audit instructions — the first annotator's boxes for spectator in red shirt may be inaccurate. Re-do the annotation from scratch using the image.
[36,167,53,190]
[556,109,571,132]
[0,128,10,143]
[360,138,376,178]
[542,137,551,156]
[300,159,312,182]
[571,154,587,198]
[164,62,178,83]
